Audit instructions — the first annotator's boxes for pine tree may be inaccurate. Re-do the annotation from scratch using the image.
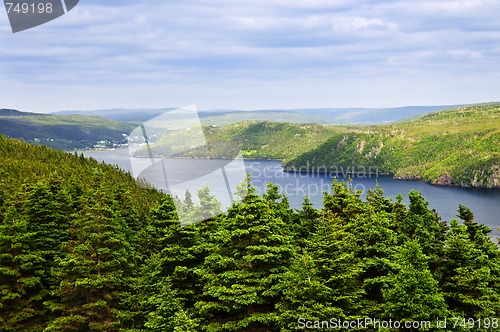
[45,187,135,332]
[196,183,294,331]
[277,218,362,330]
[442,219,500,318]
[382,240,448,327]
[0,206,47,332]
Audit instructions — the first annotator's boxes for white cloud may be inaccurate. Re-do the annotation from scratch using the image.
[0,0,499,113]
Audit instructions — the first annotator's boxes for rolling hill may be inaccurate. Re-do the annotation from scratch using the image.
[55,105,463,125]
[286,103,500,188]
[141,103,500,188]
[0,109,135,150]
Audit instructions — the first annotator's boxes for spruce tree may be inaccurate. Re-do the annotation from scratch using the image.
[382,240,448,326]
[45,187,134,332]
[399,190,447,276]
[442,219,500,318]
[0,206,47,332]
[277,217,362,330]
[196,183,294,331]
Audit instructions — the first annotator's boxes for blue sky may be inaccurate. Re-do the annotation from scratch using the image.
[1,0,499,113]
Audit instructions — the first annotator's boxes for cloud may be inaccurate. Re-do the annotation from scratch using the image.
[0,0,499,112]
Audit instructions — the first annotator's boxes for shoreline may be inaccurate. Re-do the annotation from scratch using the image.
[282,166,500,190]
[79,149,500,190]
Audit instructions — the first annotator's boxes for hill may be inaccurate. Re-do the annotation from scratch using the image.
[0,134,161,205]
[55,104,462,125]
[0,134,162,330]
[0,108,135,149]
[143,103,500,188]
[286,103,500,188]
[55,107,175,124]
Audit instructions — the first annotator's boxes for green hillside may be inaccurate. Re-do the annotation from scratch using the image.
[287,103,500,188]
[0,109,135,150]
[138,121,338,160]
[145,103,500,188]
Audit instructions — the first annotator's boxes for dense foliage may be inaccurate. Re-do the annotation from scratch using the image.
[287,104,500,189]
[1,135,500,331]
[145,103,500,188]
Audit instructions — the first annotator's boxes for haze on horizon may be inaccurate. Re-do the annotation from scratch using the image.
[1,0,499,114]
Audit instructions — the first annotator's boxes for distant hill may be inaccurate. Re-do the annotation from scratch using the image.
[141,103,500,188]
[0,109,135,150]
[55,108,176,123]
[0,108,43,117]
[55,105,464,125]
[285,103,500,188]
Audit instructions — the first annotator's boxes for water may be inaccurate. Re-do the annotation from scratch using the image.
[82,149,500,238]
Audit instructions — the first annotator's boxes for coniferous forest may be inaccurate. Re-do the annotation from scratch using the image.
[1,134,500,332]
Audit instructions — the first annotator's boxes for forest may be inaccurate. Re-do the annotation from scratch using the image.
[1,134,500,331]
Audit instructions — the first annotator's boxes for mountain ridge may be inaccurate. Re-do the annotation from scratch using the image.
[55,104,465,125]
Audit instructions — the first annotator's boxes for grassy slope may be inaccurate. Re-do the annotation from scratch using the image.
[0,111,135,149]
[289,104,500,188]
[145,103,499,188]
[139,121,340,160]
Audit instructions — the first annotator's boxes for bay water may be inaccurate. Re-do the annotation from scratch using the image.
[82,149,500,239]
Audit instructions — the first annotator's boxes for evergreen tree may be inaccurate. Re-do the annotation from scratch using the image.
[382,240,448,327]
[195,187,222,223]
[399,191,447,276]
[184,190,194,212]
[290,197,320,249]
[25,180,72,291]
[442,219,500,318]
[133,253,199,332]
[348,210,398,317]
[0,180,73,332]
[0,206,48,332]
[45,188,134,332]
[277,218,362,330]
[131,194,210,331]
[323,179,365,223]
[196,183,294,331]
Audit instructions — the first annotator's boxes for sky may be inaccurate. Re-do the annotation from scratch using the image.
[1,0,499,113]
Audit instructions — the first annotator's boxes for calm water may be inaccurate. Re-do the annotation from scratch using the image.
[82,149,500,238]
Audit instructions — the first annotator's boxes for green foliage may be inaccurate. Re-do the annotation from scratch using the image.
[442,219,500,319]
[382,241,448,324]
[288,104,500,188]
[143,103,500,188]
[1,134,500,331]
[0,111,134,150]
[195,184,294,331]
[45,187,135,331]
[0,135,162,331]
[138,121,338,161]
